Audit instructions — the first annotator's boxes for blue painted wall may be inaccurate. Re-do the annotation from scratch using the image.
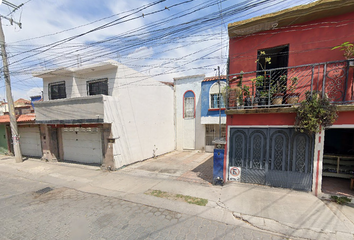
[201,79,226,118]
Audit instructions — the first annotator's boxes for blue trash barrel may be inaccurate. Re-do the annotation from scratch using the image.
[213,148,224,185]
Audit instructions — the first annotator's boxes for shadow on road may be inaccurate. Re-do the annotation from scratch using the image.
[192,156,213,184]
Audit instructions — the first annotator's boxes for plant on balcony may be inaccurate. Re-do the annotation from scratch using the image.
[222,82,242,108]
[270,77,286,105]
[332,42,354,61]
[243,85,251,107]
[305,90,322,101]
[256,51,272,74]
[286,76,300,104]
[258,90,269,106]
[250,78,258,106]
[295,95,338,134]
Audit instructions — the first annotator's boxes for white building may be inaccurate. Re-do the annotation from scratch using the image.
[33,60,175,169]
[174,75,206,151]
[174,75,227,152]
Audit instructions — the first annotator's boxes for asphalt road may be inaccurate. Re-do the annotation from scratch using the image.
[0,172,287,240]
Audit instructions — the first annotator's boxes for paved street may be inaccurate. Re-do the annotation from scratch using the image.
[0,172,286,240]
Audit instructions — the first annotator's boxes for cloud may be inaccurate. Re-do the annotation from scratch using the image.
[25,87,43,99]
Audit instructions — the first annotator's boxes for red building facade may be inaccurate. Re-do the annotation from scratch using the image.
[225,0,354,196]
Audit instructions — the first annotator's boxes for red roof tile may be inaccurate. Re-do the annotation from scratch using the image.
[203,75,227,82]
[161,81,174,87]
[0,114,36,123]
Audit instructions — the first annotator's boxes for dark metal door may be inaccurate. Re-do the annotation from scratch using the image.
[229,128,314,191]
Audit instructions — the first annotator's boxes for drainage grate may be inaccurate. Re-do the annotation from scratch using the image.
[34,187,53,195]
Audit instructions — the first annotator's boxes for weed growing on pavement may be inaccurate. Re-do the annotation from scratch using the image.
[175,194,208,206]
[145,189,208,206]
[330,195,351,205]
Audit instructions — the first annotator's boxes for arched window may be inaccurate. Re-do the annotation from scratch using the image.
[183,91,195,118]
[209,81,226,109]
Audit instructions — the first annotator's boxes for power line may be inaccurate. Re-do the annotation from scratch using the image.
[2,0,319,95]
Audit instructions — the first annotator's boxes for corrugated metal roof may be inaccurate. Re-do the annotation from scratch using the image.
[228,0,354,37]
[202,75,227,82]
[0,114,36,123]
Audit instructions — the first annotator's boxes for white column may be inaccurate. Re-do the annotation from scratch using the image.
[312,128,325,196]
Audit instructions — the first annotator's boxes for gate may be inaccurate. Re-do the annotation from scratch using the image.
[229,128,314,191]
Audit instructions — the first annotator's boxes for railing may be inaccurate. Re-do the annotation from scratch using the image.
[226,60,353,110]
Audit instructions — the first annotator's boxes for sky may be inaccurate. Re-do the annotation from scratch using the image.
[0,0,317,100]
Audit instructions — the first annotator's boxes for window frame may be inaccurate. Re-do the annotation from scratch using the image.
[183,90,195,119]
[87,78,108,96]
[209,81,226,110]
[48,81,66,100]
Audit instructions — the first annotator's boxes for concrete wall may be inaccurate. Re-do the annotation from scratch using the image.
[34,95,104,123]
[43,75,73,101]
[174,75,205,151]
[73,68,118,98]
[41,63,118,100]
[201,80,226,125]
[104,65,175,168]
[35,61,175,168]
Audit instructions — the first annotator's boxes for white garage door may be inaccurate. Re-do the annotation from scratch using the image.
[19,127,42,157]
[62,128,103,164]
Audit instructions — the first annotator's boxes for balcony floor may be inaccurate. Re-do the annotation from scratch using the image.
[225,104,354,115]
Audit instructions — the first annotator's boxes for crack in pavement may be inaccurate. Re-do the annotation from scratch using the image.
[231,212,349,240]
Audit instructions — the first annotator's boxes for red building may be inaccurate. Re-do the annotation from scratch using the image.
[224,0,354,196]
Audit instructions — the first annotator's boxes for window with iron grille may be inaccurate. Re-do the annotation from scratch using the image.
[210,93,225,109]
[205,124,226,145]
[87,78,108,96]
[184,90,195,118]
[49,81,66,100]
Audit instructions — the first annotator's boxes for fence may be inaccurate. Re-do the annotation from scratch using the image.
[226,60,353,109]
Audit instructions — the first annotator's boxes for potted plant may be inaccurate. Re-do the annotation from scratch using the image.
[295,95,338,134]
[222,82,242,108]
[286,76,300,104]
[253,92,259,107]
[259,90,268,106]
[243,85,251,107]
[332,42,354,66]
[270,76,286,105]
[305,90,322,101]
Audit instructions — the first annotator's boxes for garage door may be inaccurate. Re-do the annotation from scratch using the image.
[62,128,103,165]
[19,127,42,157]
[229,128,314,191]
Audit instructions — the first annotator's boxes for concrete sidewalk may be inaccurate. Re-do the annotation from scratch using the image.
[0,152,353,240]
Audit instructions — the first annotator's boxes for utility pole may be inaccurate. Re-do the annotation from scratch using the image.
[217,66,221,139]
[0,1,24,162]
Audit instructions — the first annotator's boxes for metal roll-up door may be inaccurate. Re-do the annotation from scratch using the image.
[19,126,42,157]
[62,127,102,165]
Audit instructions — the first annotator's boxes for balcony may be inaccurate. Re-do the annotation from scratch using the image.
[34,95,105,124]
[225,60,354,114]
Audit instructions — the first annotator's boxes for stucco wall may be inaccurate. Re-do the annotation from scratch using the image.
[174,75,205,151]
[43,75,73,101]
[104,65,175,168]
[42,67,118,100]
[34,95,104,123]
[36,61,175,168]
[73,68,117,97]
[229,11,354,74]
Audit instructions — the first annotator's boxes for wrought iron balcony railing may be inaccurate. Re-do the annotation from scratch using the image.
[225,60,353,110]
